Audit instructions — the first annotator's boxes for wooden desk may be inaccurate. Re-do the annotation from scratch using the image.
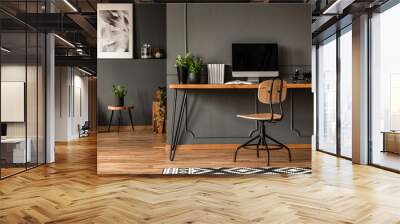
[168,83,312,161]
[107,106,135,133]
[1,138,32,163]
[169,83,312,89]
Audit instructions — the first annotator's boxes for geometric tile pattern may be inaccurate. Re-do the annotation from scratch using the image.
[162,167,312,175]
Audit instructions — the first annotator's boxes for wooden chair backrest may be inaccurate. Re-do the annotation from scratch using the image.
[258,79,287,104]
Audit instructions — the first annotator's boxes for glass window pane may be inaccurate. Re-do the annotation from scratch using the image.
[318,37,337,154]
[340,29,352,158]
[27,31,38,169]
[38,33,46,165]
[1,32,28,178]
[371,3,400,171]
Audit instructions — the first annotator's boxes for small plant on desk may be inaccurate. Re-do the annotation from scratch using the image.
[188,56,203,84]
[112,85,127,107]
[175,53,192,84]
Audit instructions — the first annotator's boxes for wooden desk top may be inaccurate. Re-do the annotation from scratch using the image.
[108,106,134,111]
[169,83,312,89]
[1,138,28,143]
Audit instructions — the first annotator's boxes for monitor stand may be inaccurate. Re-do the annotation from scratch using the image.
[246,77,260,83]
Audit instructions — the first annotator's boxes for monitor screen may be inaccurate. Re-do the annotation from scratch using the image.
[1,123,7,137]
[232,43,279,72]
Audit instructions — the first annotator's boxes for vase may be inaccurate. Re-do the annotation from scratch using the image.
[177,67,188,84]
[200,66,208,84]
[116,96,125,107]
[188,72,200,84]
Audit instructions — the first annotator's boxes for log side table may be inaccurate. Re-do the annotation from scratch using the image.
[107,106,134,133]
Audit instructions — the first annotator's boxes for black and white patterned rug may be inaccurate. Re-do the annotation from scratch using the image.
[162,167,311,175]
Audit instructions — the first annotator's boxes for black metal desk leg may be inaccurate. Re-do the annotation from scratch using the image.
[108,111,114,132]
[170,89,178,144]
[118,110,122,133]
[247,91,260,138]
[170,90,188,161]
[128,108,135,132]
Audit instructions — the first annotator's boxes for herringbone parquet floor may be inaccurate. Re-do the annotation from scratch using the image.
[1,135,400,223]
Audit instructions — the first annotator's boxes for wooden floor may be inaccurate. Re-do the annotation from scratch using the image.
[372,150,400,171]
[0,167,25,178]
[1,135,400,223]
[97,128,311,174]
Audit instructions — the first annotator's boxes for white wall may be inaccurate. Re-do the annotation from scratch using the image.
[55,67,69,141]
[55,67,89,141]
[1,64,39,138]
[1,63,46,164]
[71,73,89,138]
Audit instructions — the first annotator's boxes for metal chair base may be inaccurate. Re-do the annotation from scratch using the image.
[234,122,292,166]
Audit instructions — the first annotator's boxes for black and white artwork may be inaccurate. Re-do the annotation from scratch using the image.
[97,4,133,59]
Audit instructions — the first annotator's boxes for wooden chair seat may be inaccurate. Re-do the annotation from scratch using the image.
[237,113,282,121]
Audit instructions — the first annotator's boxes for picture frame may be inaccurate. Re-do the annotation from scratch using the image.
[97,3,133,59]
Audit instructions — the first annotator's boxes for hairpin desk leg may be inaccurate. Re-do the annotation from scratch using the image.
[170,89,188,161]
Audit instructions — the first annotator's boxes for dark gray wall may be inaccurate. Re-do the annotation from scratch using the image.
[98,4,166,126]
[167,3,313,144]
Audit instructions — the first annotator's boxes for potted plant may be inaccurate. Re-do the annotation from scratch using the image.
[176,54,189,84]
[175,53,192,84]
[188,56,203,84]
[112,85,127,107]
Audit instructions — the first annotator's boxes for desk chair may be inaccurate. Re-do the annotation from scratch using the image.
[234,79,292,165]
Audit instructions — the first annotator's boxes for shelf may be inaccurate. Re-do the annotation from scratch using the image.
[133,58,166,61]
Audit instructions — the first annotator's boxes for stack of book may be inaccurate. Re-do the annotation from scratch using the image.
[207,64,225,84]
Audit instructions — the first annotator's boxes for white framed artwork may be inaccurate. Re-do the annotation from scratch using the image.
[97,4,133,59]
[1,81,25,122]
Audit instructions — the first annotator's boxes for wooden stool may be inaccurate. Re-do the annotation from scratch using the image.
[107,106,134,132]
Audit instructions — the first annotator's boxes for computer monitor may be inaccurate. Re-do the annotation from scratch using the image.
[232,43,279,82]
[1,123,7,138]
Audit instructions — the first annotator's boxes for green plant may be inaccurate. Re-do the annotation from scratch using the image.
[112,85,127,98]
[175,55,186,68]
[188,57,203,74]
[175,52,192,68]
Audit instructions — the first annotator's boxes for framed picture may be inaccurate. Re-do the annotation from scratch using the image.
[97,4,133,59]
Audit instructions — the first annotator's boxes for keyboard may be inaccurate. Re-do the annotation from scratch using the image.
[224,80,253,85]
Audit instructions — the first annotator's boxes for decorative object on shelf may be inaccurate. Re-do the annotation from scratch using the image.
[207,64,225,84]
[175,53,189,84]
[153,48,163,59]
[141,43,152,59]
[112,84,127,106]
[188,56,203,84]
[153,87,167,134]
[303,72,312,83]
[290,69,312,83]
[97,4,133,59]
[294,68,300,79]
[200,66,208,84]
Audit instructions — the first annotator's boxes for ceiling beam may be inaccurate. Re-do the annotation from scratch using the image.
[67,13,97,40]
